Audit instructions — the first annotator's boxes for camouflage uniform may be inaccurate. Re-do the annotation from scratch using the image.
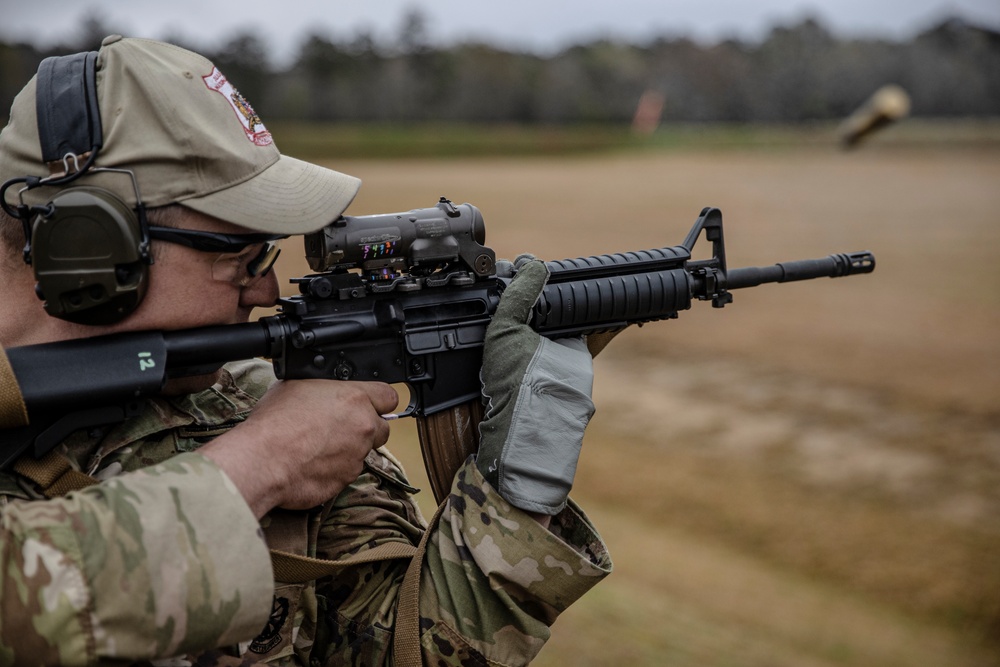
[0,360,612,665]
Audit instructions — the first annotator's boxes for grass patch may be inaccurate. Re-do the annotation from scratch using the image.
[267,121,639,159]
[268,118,1000,159]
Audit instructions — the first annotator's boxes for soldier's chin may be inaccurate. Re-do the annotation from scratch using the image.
[161,370,225,396]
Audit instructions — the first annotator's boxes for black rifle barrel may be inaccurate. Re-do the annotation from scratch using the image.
[726,251,875,289]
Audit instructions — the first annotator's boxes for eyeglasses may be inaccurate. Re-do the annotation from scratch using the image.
[148,226,286,287]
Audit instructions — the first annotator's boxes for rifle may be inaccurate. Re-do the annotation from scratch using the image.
[0,200,875,502]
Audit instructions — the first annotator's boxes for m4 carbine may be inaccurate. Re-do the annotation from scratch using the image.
[0,200,875,502]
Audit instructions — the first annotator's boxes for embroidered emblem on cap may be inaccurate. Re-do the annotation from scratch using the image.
[203,67,273,147]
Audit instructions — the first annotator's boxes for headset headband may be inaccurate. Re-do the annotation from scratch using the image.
[35,51,102,171]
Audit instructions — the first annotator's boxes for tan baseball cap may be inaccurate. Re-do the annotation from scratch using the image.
[0,35,360,234]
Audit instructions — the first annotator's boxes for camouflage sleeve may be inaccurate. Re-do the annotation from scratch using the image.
[0,452,274,666]
[418,460,611,665]
[307,451,612,666]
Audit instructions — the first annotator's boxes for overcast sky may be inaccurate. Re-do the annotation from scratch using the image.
[4,0,999,64]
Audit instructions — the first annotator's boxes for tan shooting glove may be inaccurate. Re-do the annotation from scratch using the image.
[476,255,595,515]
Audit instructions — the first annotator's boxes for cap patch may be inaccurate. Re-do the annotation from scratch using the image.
[202,67,273,147]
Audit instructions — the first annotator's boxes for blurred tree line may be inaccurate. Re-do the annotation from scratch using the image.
[1,11,998,124]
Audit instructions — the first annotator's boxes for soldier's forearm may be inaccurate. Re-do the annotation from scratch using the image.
[0,453,273,662]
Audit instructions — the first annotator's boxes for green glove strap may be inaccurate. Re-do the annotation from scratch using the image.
[477,258,595,515]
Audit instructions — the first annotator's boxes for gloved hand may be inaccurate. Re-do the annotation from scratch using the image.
[476,255,595,515]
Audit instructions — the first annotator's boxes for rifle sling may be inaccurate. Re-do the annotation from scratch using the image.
[11,449,433,667]
[586,328,624,357]
[0,345,29,430]
[12,451,98,498]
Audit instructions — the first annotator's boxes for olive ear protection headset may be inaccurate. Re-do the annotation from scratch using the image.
[0,51,152,326]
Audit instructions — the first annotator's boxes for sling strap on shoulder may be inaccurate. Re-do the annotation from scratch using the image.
[268,501,446,667]
[0,345,29,430]
[12,450,98,498]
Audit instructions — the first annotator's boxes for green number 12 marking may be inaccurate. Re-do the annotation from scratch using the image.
[138,352,156,371]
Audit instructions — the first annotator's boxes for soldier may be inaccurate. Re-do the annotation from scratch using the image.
[0,37,610,664]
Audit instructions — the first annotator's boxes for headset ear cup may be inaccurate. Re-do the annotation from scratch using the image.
[30,187,149,325]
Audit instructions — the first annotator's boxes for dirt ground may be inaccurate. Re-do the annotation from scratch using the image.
[273,141,1000,666]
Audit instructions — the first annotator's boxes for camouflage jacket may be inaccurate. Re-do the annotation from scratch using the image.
[0,360,612,666]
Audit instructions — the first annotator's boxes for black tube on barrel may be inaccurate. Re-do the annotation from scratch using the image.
[726,252,874,290]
